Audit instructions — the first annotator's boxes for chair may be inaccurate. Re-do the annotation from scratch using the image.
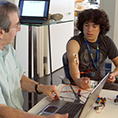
[62,52,75,84]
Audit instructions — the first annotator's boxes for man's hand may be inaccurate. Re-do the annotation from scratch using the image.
[38,85,60,101]
[75,77,91,89]
[106,73,115,83]
[46,113,69,118]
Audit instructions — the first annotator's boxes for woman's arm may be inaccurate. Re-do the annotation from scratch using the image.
[107,56,118,83]
[66,40,90,89]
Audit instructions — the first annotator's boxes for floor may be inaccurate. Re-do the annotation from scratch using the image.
[38,67,65,86]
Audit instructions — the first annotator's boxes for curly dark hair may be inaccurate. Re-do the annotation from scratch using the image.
[76,9,110,35]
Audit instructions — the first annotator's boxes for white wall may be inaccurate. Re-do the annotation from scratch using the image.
[14,0,74,76]
[48,0,74,72]
[8,0,15,3]
[16,26,29,76]
[100,0,118,71]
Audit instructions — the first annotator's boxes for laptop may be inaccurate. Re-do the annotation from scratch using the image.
[38,72,109,118]
[19,0,50,24]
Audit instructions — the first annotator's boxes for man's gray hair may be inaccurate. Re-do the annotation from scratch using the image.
[0,1,19,32]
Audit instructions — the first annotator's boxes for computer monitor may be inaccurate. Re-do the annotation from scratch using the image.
[19,0,50,24]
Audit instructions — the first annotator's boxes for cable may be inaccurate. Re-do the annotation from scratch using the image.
[59,77,91,103]
[60,83,91,92]
[59,76,81,102]
[69,84,81,102]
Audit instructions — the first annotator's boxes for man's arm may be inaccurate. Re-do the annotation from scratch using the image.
[0,104,44,118]
[66,40,91,89]
[0,104,68,118]
[20,75,60,101]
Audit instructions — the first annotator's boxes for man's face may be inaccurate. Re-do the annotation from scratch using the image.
[83,21,100,42]
[2,12,20,45]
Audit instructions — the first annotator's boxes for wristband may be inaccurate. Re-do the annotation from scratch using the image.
[35,84,42,94]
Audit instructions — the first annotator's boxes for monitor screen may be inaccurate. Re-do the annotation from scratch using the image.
[19,0,49,17]
[19,0,50,24]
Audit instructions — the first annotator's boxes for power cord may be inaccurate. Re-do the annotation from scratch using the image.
[59,76,82,103]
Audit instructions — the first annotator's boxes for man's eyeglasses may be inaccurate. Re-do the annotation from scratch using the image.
[12,21,21,30]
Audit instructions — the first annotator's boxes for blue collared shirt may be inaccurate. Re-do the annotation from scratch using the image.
[0,44,24,110]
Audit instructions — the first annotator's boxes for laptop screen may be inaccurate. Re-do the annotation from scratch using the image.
[19,0,50,24]
[79,72,109,118]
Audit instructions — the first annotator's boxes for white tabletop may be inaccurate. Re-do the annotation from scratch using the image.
[86,89,118,118]
[28,84,118,118]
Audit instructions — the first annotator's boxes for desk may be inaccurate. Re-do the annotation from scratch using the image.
[28,84,118,117]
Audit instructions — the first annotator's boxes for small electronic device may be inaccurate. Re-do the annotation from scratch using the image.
[42,105,60,114]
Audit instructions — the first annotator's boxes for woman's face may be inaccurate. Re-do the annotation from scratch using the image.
[83,21,100,42]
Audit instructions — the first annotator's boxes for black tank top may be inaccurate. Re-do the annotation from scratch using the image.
[70,33,106,81]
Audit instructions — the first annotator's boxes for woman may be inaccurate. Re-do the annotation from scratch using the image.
[66,9,118,89]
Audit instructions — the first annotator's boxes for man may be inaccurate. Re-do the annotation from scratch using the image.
[66,9,118,90]
[0,1,68,118]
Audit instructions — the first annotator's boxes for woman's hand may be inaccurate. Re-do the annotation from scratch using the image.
[75,77,91,89]
[107,73,115,83]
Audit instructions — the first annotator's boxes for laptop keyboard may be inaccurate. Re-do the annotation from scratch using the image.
[57,102,83,118]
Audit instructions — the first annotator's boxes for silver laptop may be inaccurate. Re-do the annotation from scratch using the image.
[38,72,109,118]
[19,0,50,24]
